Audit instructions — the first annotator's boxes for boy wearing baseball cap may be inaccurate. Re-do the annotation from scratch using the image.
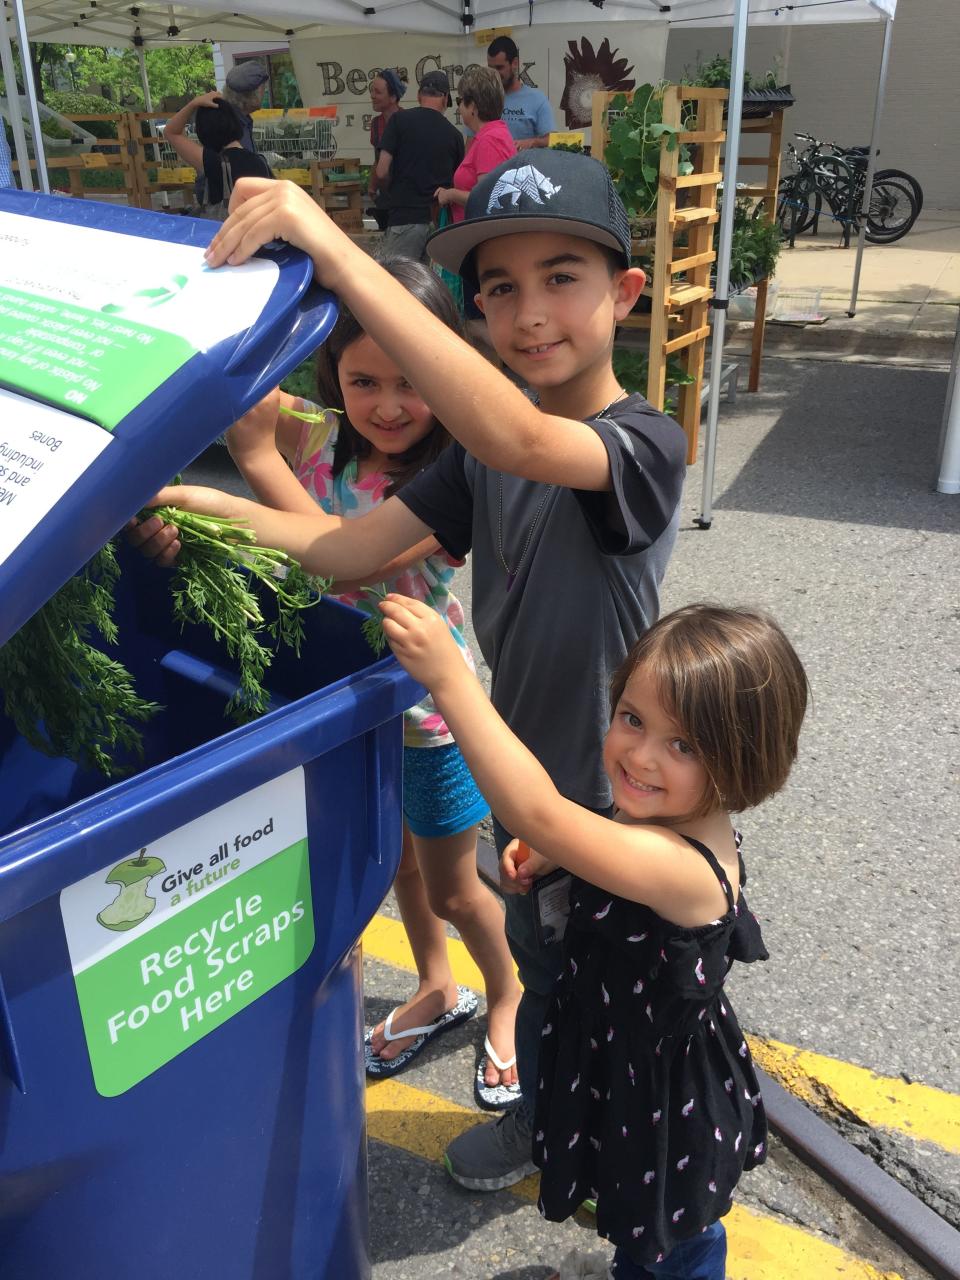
[135,149,686,1189]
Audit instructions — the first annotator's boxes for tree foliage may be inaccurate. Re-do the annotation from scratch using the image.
[2,42,216,108]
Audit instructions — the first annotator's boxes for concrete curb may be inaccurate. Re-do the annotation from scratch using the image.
[727,319,955,364]
[759,1068,960,1280]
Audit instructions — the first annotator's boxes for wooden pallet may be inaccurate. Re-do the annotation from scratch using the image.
[310,159,364,233]
[593,86,727,464]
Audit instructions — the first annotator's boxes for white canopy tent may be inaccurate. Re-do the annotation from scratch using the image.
[10,0,952,502]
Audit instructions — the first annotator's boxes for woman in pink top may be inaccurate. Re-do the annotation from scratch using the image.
[435,66,516,223]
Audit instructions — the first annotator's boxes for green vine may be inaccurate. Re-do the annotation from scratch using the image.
[603,85,694,222]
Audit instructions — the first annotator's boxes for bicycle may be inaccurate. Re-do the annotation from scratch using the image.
[774,133,920,247]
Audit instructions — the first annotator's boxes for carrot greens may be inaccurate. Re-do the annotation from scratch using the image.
[0,543,161,775]
[152,505,328,720]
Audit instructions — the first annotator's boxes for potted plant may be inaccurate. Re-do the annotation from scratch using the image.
[686,55,795,118]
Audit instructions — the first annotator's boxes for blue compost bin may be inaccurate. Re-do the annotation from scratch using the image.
[0,192,422,1278]
[0,550,420,1280]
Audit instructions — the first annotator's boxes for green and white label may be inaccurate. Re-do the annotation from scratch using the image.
[60,768,314,1097]
[0,210,279,429]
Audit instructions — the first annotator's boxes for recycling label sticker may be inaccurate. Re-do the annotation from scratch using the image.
[0,209,279,429]
[60,768,314,1097]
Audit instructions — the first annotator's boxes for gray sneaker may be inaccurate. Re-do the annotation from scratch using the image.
[443,1108,537,1191]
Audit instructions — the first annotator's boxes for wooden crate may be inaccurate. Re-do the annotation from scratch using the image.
[310,159,364,233]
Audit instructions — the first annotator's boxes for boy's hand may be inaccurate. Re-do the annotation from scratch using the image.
[379,593,466,691]
[500,839,557,894]
[226,386,282,461]
[204,179,351,289]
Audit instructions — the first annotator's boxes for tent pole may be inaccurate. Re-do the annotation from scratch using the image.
[137,47,153,111]
[0,10,32,191]
[11,0,48,194]
[847,16,892,317]
[697,0,750,529]
[936,313,960,494]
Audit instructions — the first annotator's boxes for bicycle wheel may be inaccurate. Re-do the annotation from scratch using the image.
[811,154,859,239]
[865,178,919,243]
[875,167,924,215]
[776,175,820,238]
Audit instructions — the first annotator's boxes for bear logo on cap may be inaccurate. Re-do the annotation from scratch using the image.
[487,165,562,213]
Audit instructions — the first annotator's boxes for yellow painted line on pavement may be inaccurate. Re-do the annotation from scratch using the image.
[749,1037,960,1155]
[366,1077,901,1280]
[362,910,488,991]
[363,913,960,1155]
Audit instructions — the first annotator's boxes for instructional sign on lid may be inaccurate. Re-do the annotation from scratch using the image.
[0,210,279,429]
[0,391,112,567]
[60,768,314,1096]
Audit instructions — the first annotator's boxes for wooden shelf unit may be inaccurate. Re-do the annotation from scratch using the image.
[726,110,786,392]
[593,85,728,464]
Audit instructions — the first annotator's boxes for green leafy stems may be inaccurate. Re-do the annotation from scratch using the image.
[151,505,328,721]
[357,583,390,657]
[603,84,694,223]
[0,543,161,775]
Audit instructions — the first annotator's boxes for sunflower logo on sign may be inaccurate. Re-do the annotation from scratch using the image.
[560,38,636,129]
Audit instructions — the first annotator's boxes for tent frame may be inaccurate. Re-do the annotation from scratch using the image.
[8,0,948,502]
[698,5,898,526]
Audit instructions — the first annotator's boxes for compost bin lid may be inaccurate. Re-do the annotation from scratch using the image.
[0,189,337,650]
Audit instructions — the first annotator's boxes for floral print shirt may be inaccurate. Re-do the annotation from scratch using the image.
[293,403,477,748]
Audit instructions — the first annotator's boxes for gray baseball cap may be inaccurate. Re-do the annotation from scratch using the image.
[226,61,269,94]
[428,149,632,283]
[419,70,452,106]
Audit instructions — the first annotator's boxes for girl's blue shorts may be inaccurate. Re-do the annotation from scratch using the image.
[402,742,489,839]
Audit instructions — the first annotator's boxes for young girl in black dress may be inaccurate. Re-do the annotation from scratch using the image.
[378,598,809,1279]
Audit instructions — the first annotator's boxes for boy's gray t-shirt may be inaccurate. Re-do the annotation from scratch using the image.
[398,395,686,810]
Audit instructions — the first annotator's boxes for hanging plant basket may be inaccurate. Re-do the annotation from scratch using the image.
[734,85,796,119]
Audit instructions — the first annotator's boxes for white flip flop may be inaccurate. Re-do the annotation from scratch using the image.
[364,985,478,1078]
[474,1034,522,1111]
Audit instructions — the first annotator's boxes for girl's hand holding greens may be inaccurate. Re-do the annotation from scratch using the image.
[378,593,469,694]
[225,386,284,464]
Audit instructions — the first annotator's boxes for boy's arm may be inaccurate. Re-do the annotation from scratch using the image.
[131,484,432,580]
[204,180,637,492]
[380,596,732,927]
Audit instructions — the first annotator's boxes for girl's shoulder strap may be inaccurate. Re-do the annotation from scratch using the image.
[680,836,736,913]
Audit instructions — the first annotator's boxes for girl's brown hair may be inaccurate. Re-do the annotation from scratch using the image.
[314,257,465,497]
[610,604,809,816]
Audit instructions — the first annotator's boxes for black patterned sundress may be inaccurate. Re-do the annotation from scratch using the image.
[532,834,769,1266]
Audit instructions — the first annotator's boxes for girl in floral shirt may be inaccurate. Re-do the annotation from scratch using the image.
[224,258,522,1109]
